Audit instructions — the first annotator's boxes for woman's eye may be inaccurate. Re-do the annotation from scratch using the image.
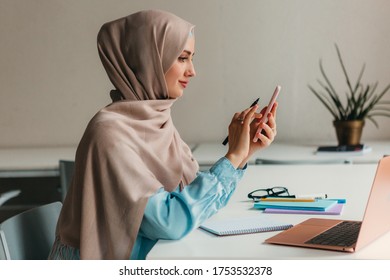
[178,56,188,62]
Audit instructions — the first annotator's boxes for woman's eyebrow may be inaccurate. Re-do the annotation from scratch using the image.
[182,50,195,56]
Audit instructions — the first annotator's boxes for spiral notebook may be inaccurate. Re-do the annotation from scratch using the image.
[200,216,293,236]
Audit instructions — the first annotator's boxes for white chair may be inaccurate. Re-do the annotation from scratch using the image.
[0,231,7,260]
[0,190,21,206]
[0,201,62,260]
[59,160,75,201]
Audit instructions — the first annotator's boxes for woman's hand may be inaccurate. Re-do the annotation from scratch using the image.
[225,102,278,169]
[241,102,278,166]
[224,105,260,168]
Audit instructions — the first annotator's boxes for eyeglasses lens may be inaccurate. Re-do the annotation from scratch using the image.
[270,187,289,196]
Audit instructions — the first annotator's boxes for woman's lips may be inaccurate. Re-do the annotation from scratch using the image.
[179,81,188,88]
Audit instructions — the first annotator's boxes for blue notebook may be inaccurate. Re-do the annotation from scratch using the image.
[254,199,337,211]
[263,203,344,215]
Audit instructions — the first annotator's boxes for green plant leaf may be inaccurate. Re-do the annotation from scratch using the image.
[309,44,390,125]
[366,116,379,128]
[372,83,390,105]
[319,59,339,97]
[356,84,371,118]
[335,44,355,97]
[316,78,348,118]
[370,106,390,114]
[308,85,339,119]
[353,64,366,93]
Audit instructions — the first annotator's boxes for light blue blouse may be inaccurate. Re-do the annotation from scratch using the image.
[49,157,245,260]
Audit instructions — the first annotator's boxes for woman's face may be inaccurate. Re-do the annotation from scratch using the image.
[164,36,196,99]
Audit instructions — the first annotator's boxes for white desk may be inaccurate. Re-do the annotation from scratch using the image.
[148,163,390,259]
[192,141,390,166]
[0,147,76,177]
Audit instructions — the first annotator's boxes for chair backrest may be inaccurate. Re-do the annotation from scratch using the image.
[0,189,21,206]
[59,160,75,201]
[0,201,62,260]
[0,231,8,260]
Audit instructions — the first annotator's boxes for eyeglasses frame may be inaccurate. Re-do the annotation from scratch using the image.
[247,186,294,201]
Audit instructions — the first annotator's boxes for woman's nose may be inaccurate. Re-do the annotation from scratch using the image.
[186,62,196,77]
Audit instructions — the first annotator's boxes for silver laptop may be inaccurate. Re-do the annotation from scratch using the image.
[265,156,390,252]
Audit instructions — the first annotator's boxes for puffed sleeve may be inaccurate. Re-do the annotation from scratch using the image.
[139,157,246,240]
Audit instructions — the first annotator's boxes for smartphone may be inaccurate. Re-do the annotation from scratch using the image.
[253,85,281,142]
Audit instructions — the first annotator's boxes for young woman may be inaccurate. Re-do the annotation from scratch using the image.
[49,9,277,260]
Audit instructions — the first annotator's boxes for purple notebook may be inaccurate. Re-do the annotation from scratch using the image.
[263,203,343,215]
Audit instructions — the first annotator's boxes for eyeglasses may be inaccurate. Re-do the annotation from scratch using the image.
[247,187,293,201]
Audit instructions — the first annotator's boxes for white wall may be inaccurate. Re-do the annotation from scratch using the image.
[1,0,389,148]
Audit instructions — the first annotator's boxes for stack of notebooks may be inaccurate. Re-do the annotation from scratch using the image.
[254,198,345,215]
[199,198,346,237]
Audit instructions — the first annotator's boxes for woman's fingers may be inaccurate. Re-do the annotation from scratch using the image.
[236,105,258,121]
[261,122,275,140]
[243,105,259,125]
[267,113,277,136]
[271,102,278,119]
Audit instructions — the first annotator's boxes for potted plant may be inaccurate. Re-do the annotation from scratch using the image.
[308,44,390,146]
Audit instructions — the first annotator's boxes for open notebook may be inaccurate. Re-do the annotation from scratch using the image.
[200,216,292,236]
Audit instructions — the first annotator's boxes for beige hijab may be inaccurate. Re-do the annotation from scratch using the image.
[55,10,199,259]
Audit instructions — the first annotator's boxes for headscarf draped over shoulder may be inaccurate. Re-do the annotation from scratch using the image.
[55,10,199,260]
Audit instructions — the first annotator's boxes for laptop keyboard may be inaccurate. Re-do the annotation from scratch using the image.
[305,221,362,247]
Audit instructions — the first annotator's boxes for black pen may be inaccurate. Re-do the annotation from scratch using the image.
[222,97,260,145]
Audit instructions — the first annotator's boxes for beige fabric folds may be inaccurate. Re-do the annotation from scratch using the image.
[55,10,199,259]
